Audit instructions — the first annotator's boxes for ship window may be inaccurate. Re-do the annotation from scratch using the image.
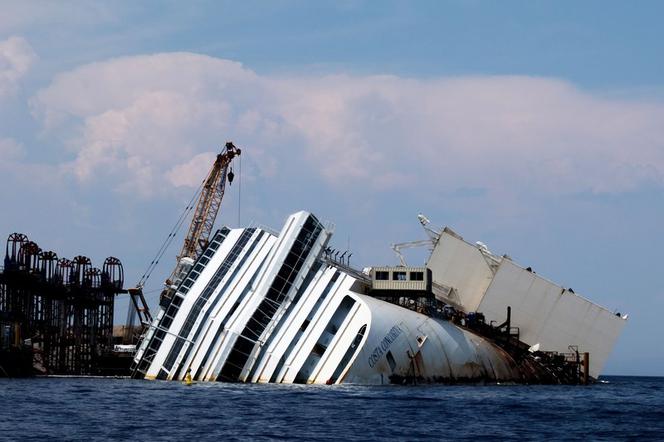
[300,319,310,331]
[392,271,407,281]
[293,295,355,384]
[386,351,397,372]
[410,271,424,281]
[161,315,174,329]
[375,271,389,280]
[312,343,327,356]
[328,324,367,384]
[165,304,178,319]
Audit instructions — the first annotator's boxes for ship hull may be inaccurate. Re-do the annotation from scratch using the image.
[132,212,523,384]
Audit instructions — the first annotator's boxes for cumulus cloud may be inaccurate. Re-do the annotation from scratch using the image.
[0,36,36,98]
[30,52,664,198]
[166,152,217,188]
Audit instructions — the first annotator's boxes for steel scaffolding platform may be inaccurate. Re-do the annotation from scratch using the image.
[0,233,125,376]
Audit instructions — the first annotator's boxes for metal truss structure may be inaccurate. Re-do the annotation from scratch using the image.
[0,233,124,375]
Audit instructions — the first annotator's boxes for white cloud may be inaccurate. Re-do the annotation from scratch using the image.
[166,152,216,188]
[0,36,36,98]
[30,52,664,198]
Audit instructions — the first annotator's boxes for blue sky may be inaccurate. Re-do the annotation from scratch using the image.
[1,1,663,375]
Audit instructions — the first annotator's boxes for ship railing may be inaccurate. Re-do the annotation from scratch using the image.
[322,257,369,282]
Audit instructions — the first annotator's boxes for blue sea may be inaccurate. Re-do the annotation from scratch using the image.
[1,376,663,441]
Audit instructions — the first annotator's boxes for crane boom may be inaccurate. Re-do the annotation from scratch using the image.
[162,141,241,302]
[127,141,241,328]
[173,141,241,274]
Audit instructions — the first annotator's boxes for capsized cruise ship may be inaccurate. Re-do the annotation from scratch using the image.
[131,211,626,384]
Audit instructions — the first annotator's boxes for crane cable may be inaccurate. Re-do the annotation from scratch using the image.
[136,178,206,289]
[237,154,242,227]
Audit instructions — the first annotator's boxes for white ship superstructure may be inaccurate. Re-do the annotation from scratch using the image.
[132,211,626,384]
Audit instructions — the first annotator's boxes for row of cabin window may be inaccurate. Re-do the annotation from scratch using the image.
[177,236,224,294]
[136,232,215,369]
[167,230,263,379]
[215,224,322,380]
[160,234,229,332]
[160,232,255,374]
[177,229,243,297]
[375,271,424,281]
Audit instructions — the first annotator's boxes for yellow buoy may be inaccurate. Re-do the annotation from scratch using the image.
[184,369,193,386]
